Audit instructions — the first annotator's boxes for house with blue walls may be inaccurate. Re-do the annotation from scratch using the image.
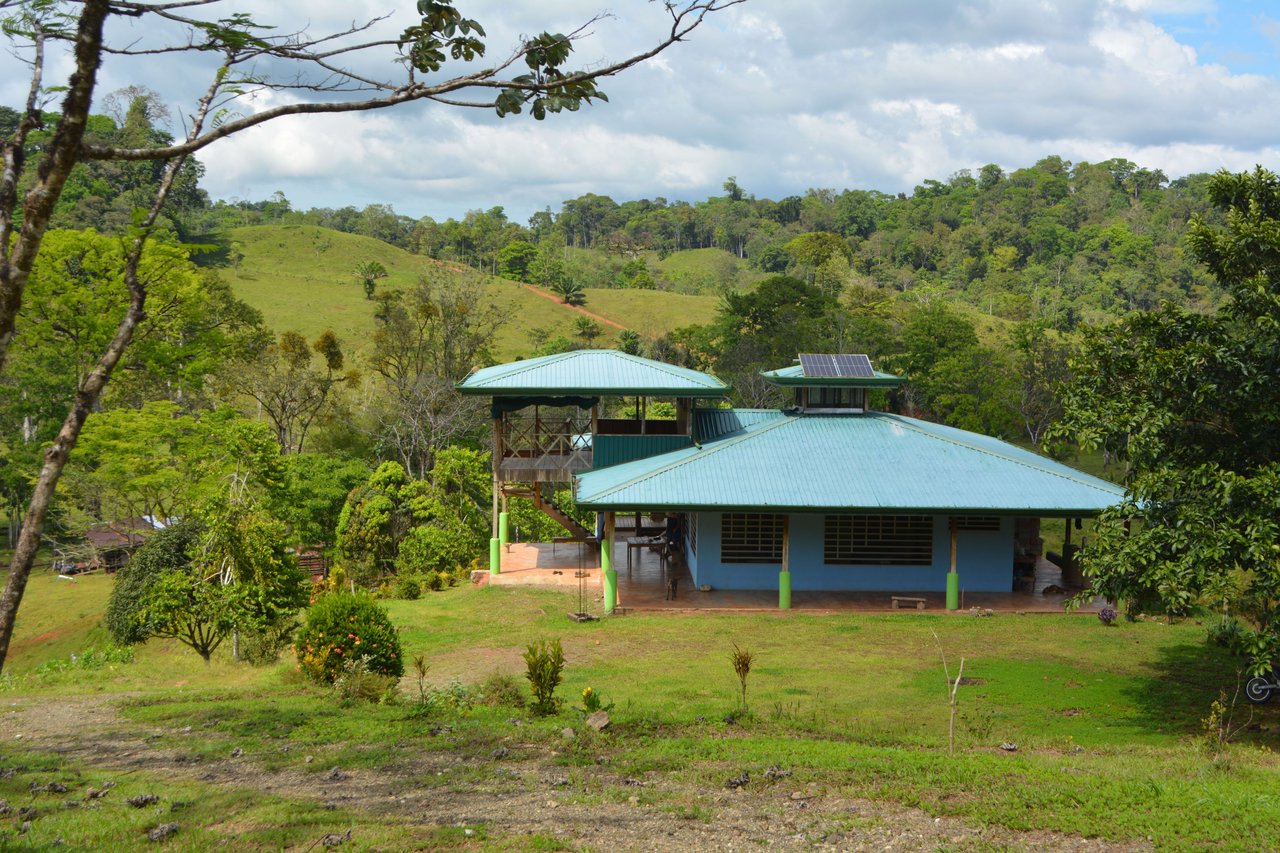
[459,350,1124,612]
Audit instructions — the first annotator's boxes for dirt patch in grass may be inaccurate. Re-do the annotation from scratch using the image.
[2,694,1149,852]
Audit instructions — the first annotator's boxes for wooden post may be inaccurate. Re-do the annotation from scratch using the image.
[491,415,502,538]
[675,398,690,435]
[1064,517,1074,585]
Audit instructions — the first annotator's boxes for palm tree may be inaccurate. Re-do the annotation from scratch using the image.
[354,260,388,299]
[552,278,587,306]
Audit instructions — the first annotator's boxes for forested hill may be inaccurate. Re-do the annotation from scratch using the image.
[10,95,1220,331]
[191,156,1224,332]
[3,92,1234,450]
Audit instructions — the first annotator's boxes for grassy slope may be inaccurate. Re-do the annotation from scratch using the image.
[221,226,719,359]
[5,572,1279,848]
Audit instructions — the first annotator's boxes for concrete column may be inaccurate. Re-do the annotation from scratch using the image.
[499,511,510,551]
[603,512,617,614]
[779,516,792,610]
[489,536,501,576]
[946,518,959,610]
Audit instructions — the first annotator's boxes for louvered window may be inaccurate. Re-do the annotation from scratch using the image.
[721,513,784,564]
[824,515,933,565]
[952,516,1000,531]
[688,514,697,555]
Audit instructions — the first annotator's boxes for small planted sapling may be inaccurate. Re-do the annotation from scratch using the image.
[730,643,754,714]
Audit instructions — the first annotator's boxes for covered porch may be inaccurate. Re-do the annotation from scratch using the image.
[482,540,1101,614]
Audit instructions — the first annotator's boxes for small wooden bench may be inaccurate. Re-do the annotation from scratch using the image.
[551,536,599,556]
[891,596,927,610]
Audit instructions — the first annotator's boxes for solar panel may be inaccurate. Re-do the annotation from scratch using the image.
[799,353,874,378]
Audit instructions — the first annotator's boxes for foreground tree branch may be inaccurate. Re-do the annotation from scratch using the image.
[0,0,745,673]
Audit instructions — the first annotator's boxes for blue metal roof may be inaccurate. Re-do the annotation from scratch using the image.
[694,408,787,442]
[577,410,1125,515]
[456,349,730,397]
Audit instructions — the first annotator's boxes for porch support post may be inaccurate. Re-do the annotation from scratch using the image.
[489,536,501,576]
[602,512,617,614]
[1063,517,1073,583]
[779,516,792,610]
[499,511,510,551]
[946,518,959,610]
[490,414,503,538]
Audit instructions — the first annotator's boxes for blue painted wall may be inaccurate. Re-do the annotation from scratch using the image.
[686,512,1013,593]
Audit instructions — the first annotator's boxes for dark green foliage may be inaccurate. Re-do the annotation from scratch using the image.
[522,638,565,716]
[104,522,203,646]
[497,240,538,281]
[1056,167,1280,671]
[237,620,298,666]
[395,575,422,600]
[295,592,403,683]
[551,278,586,306]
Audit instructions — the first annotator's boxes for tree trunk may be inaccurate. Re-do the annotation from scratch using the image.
[0,298,144,672]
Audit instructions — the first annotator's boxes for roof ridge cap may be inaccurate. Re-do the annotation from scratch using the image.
[612,350,727,388]
[589,414,795,501]
[875,413,1123,494]
[469,350,576,386]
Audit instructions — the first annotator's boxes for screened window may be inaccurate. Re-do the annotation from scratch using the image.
[824,515,933,565]
[952,516,1000,532]
[721,513,784,564]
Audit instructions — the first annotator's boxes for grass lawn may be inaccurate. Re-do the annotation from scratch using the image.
[3,570,1278,850]
[219,225,723,361]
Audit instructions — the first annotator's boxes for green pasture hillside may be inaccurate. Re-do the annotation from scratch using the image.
[221,226,719,359]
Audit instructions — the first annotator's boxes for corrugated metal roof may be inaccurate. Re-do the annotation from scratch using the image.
[456,349,730,397]
[577,411,1125,514]
[694,408,787,442]
[762,363,903,388]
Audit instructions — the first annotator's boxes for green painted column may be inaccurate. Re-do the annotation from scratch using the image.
[498,511,510,549]
[489,536,501,575]
[603,513,617,614]
[946,520,958,609]
[778,516,792,609]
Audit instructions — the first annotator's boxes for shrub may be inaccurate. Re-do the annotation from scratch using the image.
[104,521,203,645]
[238,618,298,665]
[1207,615,1245,651]
[523,638,566,716]
[1098,606,1118,626]
[396,575,422,600]
[333,655,400,705]
[295,592,403,683]
[476,670,526,708]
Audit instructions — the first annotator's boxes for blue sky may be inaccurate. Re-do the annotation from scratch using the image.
[1153,2,1280,76]
[3,1,1280,222]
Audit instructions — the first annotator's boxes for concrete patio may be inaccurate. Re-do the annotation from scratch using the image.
[481,540,1101,614]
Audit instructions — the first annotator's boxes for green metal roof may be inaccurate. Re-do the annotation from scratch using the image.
[761,363,904,388]
[456,350,730,397]
[577,410,1125,515]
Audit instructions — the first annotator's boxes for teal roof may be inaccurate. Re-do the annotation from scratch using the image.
[456,350,730,397]
[577,410,1125,515]
[762,364,903,388]
[694,408,787,442]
